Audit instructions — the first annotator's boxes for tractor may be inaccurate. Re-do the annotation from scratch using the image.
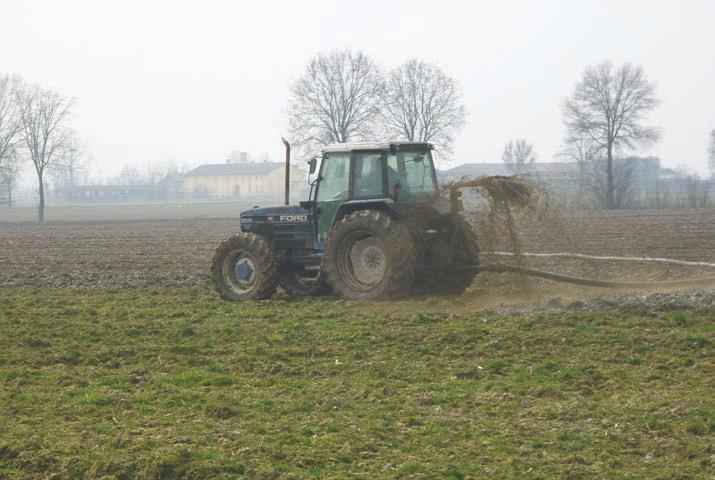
[211,141,480,301]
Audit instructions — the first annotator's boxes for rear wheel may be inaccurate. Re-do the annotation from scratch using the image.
[211,233,278,301]
[432,219,480,295]
[324,210,416,300]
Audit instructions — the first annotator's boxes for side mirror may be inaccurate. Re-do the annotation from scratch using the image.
[308,157,317,174]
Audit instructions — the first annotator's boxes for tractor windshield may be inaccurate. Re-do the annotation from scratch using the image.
[387,149,437,202]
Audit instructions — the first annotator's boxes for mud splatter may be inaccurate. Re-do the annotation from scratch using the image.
[442,175,548,265]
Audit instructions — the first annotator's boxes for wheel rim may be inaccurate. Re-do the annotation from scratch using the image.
[223,250,258,294]
[338,231,388,290]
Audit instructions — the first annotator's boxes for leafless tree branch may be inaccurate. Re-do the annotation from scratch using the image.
[557,136,599,204]
[0,75,24,197]
[502,139,537,174]
[380,59,466,154]
[287,49,382,159]
[118,164,145,185]
[49,131,91,188]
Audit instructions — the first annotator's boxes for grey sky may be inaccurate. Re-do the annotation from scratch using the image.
[3,0,714,181]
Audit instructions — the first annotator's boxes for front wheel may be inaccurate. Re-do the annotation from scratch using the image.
[211,233,278,301]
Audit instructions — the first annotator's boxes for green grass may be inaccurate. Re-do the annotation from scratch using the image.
[0,288,713,479]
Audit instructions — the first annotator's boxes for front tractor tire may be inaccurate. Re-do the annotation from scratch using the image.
[324,210,416,300]
[211,233,278,301]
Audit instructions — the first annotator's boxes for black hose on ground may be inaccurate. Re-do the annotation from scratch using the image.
[476,263,715,288]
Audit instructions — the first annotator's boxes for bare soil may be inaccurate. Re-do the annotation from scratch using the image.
[0,201,254,223]
[2,207,714,295]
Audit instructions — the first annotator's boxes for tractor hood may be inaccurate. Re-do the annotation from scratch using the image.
[240,205,311,224]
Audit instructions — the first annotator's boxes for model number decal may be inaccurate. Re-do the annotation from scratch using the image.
[279,215,308,222]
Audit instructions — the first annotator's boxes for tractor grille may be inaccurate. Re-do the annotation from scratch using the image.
[274,224,313,249]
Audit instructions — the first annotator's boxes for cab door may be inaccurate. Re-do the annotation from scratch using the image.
[314,152,350,243]
[351,151,386,199]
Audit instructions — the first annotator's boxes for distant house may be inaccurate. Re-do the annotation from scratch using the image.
[50,163,307,205]
[182,162,306,201]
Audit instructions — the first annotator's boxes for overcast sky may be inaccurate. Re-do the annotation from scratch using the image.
[2,0,714,182]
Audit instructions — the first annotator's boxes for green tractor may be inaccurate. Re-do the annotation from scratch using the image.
[212,141,479,301]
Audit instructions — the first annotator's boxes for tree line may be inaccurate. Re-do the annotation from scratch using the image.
[286,52,665,209]
[289,52,713,209]
[0,74,189,219]
[3,56,712,218]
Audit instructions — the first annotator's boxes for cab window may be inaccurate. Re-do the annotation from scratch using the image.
[387,150,436,201]
[352,152,384,198]
[316,153,350,202]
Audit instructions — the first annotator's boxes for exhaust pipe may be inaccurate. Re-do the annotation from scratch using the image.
[281,137,290,205]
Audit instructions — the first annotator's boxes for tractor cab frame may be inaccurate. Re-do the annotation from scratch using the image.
[305,142,439,246]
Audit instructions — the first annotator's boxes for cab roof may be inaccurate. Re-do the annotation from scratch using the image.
[322,141,433,154]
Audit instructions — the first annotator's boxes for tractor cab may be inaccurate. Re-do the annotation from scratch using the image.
[308,142,439,245]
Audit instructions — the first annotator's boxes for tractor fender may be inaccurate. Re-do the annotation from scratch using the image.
[333,199,404,227]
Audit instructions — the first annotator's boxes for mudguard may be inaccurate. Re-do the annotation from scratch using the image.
[333,198,404,226]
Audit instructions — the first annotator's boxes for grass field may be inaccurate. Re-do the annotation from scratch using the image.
[0,288,712,479]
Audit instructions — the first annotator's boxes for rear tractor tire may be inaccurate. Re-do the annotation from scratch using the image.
[433,219,480,295]
[211,233,278,301]
[324,210,417,300]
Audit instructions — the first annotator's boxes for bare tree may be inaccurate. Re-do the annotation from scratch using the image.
[50,131,91,188]
[145,161,165,185]
[558,136,598,205]
[502,139,537,174]
[683,173,701,208]
[119,164,144,185]
[0,75,24,204]
[381,59,466,154]
[563,61,660,208]
[16,84,75,221]
[587,156,636,208]
[0,151,22,207]
[709,129,715,178]
[287,49,382,157]
[142,159,186,185]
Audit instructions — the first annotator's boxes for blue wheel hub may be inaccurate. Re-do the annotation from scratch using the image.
[234,253,254,280]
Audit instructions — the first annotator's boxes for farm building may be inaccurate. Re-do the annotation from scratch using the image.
[440,157,661,193]
[182,162,306,201]
[55,184,160,203]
